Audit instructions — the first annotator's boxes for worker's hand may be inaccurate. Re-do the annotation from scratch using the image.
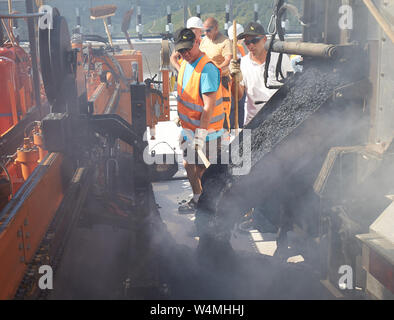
[193,128,208,150]
[170,51,181,67]
[171,50,181,60]
[229,59,242,82]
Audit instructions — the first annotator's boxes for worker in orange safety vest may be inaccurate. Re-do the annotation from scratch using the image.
[174,28,226,215]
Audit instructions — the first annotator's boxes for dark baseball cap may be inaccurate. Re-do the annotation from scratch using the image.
[174,28,196,51]
[237,22,266,40]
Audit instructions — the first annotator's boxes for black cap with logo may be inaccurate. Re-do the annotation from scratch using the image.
[174,28,196,51]
[237,22,266,40]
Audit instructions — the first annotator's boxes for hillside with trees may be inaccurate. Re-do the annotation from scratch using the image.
[45,0,303,37]
[0,0,303,40]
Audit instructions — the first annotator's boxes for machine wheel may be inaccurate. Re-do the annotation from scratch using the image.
[39,8,76,113]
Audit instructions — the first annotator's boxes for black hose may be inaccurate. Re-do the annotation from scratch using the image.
[0,162,13,199]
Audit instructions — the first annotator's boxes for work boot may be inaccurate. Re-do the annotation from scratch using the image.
[178,199,197,214]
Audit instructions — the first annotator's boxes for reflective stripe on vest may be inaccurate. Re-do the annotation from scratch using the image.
[177,95,224,111]
[178,112,225,127]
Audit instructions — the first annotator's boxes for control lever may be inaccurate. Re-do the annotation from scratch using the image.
[144,74,163,86]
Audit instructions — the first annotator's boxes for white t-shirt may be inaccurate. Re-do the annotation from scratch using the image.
[240,52,293,125]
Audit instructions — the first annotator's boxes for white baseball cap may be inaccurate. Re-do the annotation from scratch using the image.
[187,16,204,29]
[227,23,244,41]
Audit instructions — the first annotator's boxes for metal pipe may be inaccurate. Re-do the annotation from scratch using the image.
[137,5,142,40]
[8,0,12,29]
[103,19,113,46]
[25,0,42,114]
[196,5,200,18]
[264,39,337,58]
[76,8,81,27]
[167,6,171,25]
[183,0,187,27]
[0,12,44,19]
[229,0,233,22]
[225,4,230,31]
[166,5,172,36]
[254,3,259,23]
[104,83,121,114]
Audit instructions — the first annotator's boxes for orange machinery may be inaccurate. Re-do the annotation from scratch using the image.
[0,45,33,135]
[0,45,36,202]
[0,8,55,299]
[0,4,172,299]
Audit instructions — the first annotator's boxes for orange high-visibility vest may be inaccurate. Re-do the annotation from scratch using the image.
[177,55,225,132]
[237,44,246,57]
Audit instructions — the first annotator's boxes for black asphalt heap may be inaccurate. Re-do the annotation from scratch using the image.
[196,56,367,242]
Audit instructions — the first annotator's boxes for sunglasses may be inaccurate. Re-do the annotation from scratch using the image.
[244,36,264,45]
[204,27,213,33]
[178,47,192,55]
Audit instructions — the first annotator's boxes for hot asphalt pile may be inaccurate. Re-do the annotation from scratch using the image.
[197,57,363,239]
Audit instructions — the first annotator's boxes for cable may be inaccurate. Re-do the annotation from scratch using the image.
[267,14,277,35]
[143,53,153,79]
[0,162,13,200]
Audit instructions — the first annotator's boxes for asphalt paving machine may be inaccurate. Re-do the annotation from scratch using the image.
[0,2,175,299]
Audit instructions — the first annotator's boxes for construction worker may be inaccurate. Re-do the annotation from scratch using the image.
[229,22,293,125]
[174,28,226,214]
[227,23,247,128]
[200,17,232,130]
[170,17,204,72]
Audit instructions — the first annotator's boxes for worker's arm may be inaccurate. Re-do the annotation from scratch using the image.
[170,50,181,72]
[199,91,216,130]
[218,54,232,74]
[219,38,233,74]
